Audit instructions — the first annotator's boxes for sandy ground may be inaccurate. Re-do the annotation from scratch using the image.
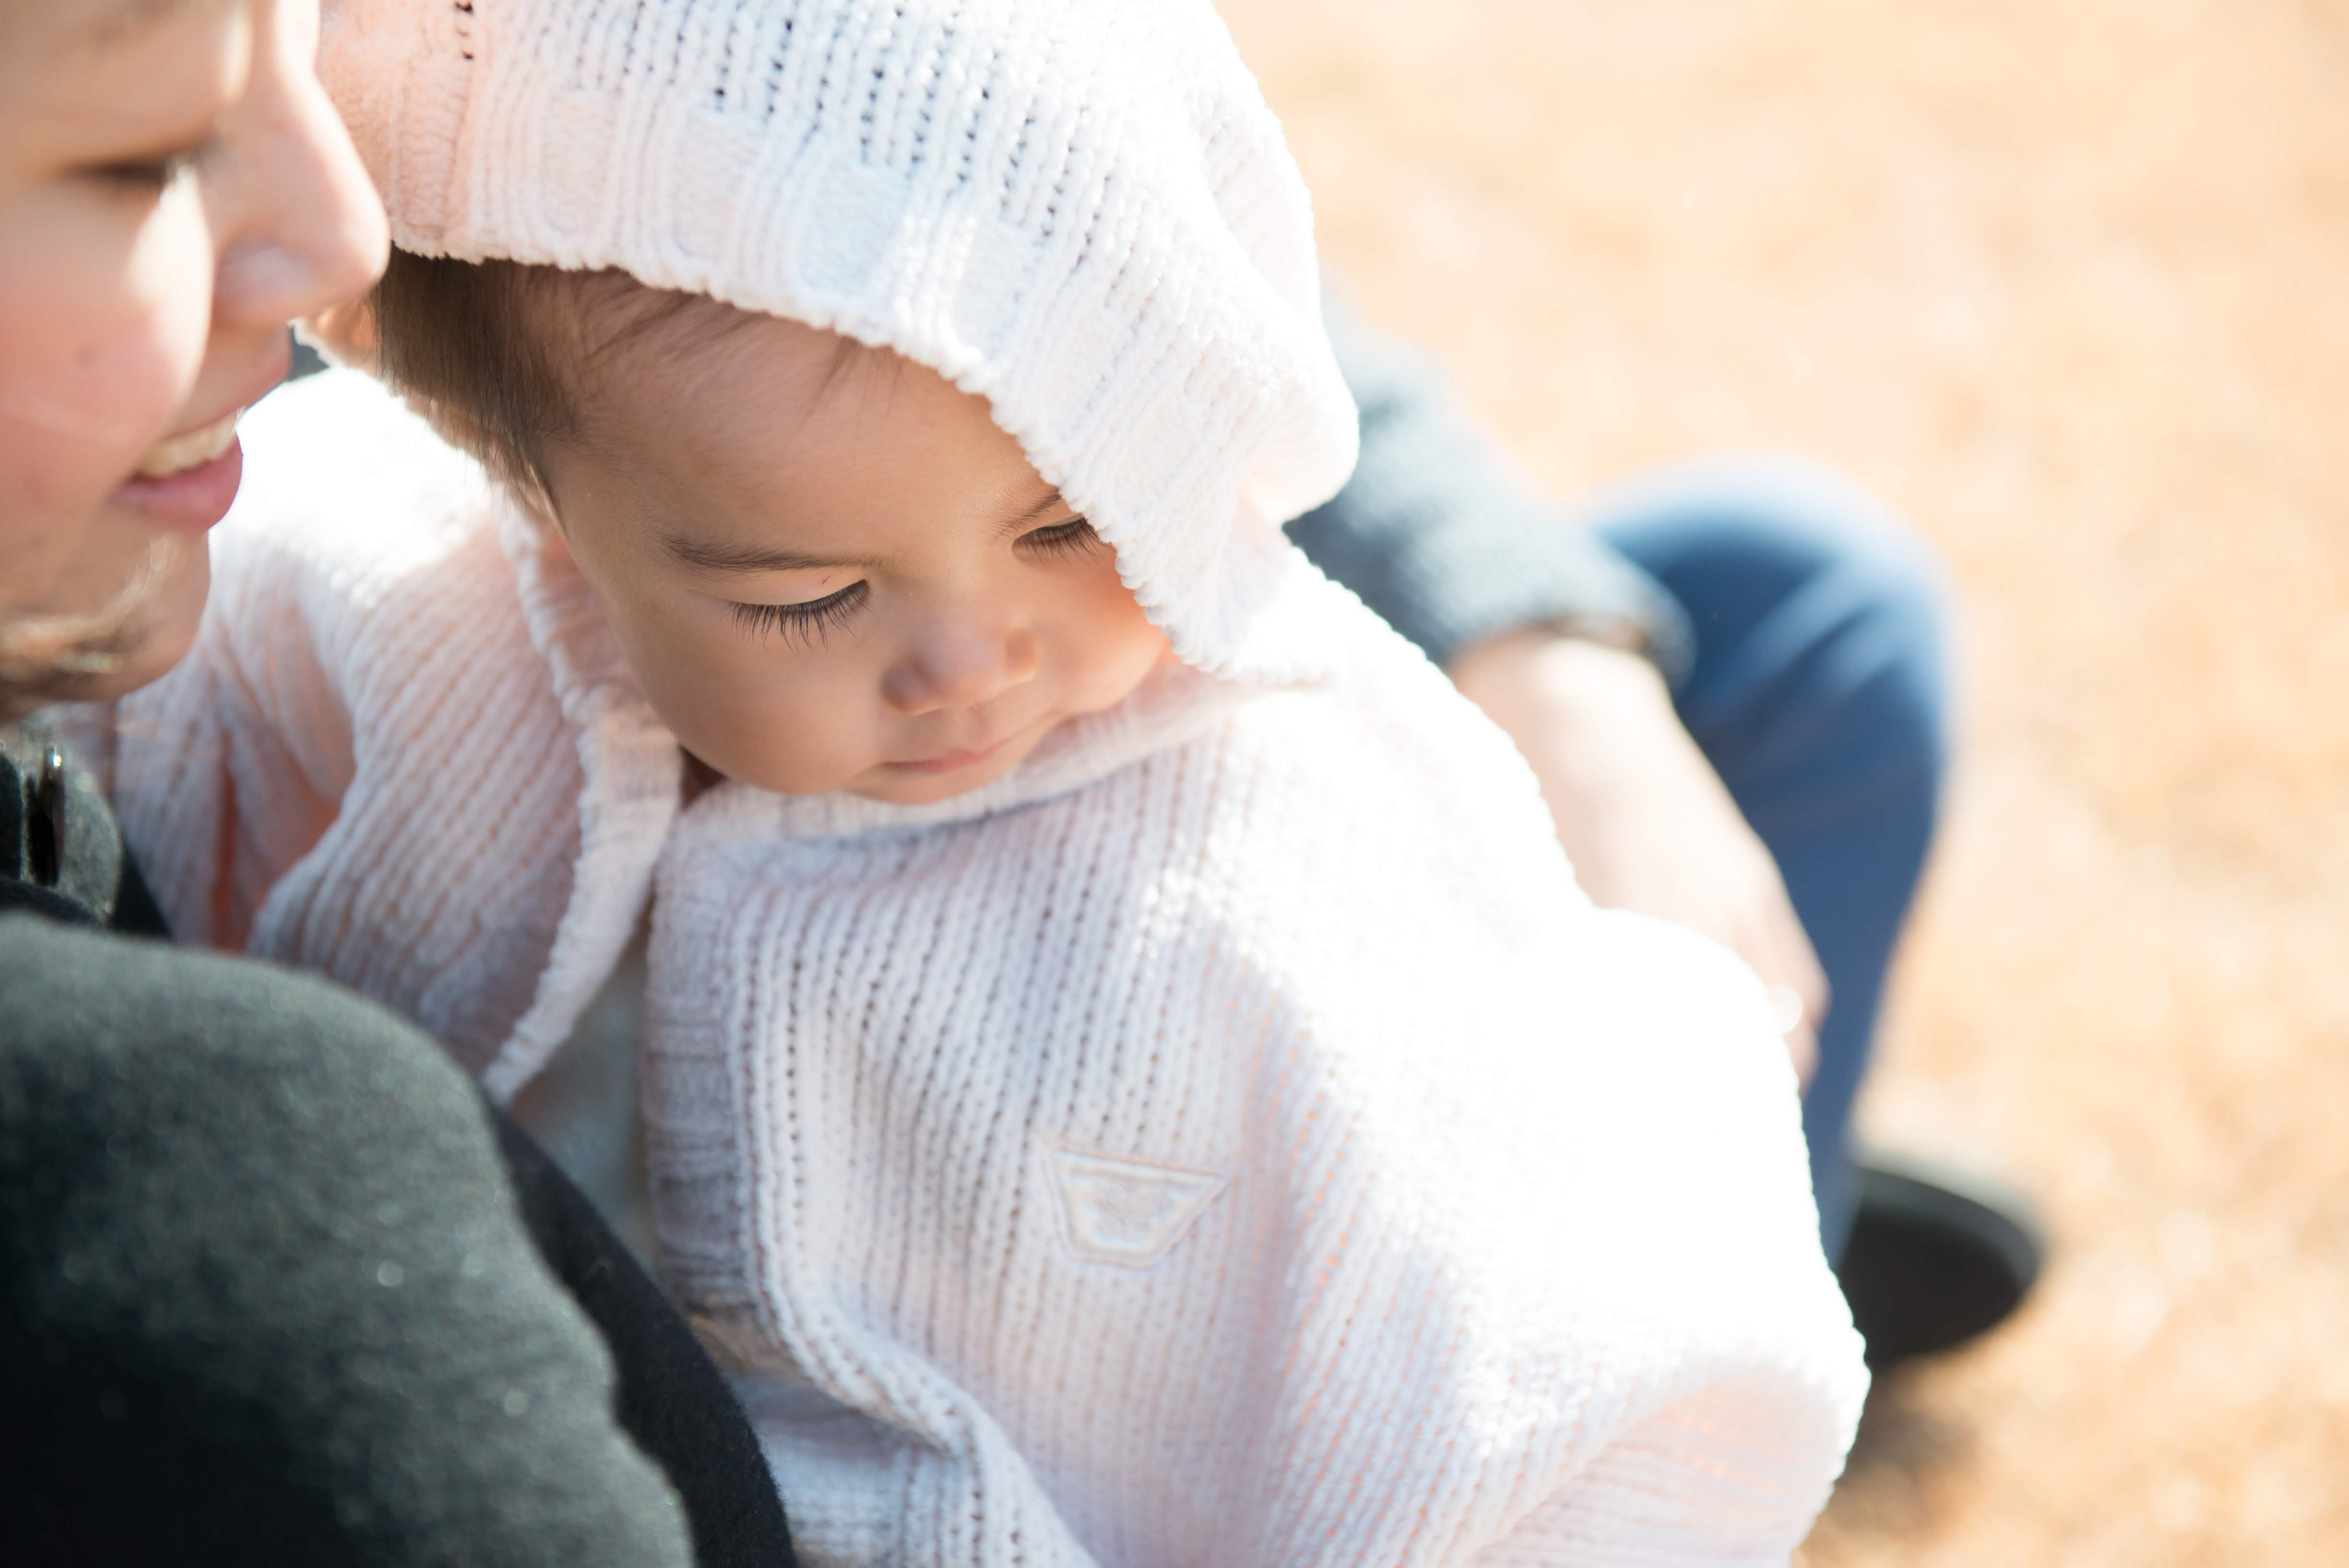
[1217,0,2349,1560]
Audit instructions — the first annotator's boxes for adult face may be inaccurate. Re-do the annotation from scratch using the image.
[0,0,387,714]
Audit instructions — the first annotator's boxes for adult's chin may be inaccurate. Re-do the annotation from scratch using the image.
[0,535,210,717]
[90,540,212,697]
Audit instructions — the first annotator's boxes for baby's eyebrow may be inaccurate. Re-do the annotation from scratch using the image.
[661,488,1068,573]
[992,487,1069,538]
[660,531,877,574]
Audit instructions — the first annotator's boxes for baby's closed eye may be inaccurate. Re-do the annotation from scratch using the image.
[1017,519,1103,561]
[730,582,869,645]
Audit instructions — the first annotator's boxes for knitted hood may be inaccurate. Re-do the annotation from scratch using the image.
[320,0,1359,685]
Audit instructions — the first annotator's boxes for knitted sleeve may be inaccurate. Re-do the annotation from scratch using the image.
[83,370,504,951]
[61,507,359,951]
[89,371,624,1087]
[1286,295,1694,678]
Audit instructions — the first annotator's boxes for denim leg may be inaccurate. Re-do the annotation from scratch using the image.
[1588,458,1954,1259]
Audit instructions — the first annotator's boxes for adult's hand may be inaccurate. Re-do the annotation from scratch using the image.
[1450,629,1827,1085]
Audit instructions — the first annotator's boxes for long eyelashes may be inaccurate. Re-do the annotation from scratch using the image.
[731,582,869,645]
[1019,518,1103,560]
[727,520,1099,646]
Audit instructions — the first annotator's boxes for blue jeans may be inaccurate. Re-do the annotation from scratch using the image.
[1586,459,1954,1260]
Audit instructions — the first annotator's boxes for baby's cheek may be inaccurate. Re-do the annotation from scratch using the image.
[738,698,866,794]
[1080,593,1172,707]
[667,651,876,796]
[623,634,755,772]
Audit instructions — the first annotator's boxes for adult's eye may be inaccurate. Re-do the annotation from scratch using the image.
[80,142,207,198]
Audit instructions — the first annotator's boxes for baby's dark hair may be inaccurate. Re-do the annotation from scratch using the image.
[366,249,592,499]
[364,248,812,503]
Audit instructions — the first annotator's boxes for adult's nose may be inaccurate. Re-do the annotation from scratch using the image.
[209,0,391,333]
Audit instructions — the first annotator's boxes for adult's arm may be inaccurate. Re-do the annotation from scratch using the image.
[1287,295,1693,677]
[7,714,792,1566]
[0,913,697,1568]
[493,1113,796,1568]
[1288,298,1825,1074]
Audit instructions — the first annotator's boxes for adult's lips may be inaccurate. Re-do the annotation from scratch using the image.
[131,407,242,479]
[108,333,292,533]
[109,410,246,533]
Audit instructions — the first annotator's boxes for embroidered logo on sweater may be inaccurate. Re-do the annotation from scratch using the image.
[1046,1148,1226,1269]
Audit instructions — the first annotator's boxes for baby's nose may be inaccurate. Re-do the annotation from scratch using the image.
[883,621,1041,715]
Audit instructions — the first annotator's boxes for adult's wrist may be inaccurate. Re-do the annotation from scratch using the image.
[1448,626,1679,741]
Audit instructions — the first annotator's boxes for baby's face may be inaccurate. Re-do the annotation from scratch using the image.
[535,311,1170,805]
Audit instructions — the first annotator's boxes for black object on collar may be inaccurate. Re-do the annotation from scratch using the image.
[1,721,122,923]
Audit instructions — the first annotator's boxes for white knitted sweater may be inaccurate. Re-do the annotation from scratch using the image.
[91,372,1865,1568]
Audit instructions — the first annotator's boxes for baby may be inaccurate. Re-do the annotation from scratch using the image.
[96,0,1865,1563]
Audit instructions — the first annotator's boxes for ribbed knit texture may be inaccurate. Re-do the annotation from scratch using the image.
[71,372,682,1095]
[95,373,1866,1568]
[318,0,1359,686]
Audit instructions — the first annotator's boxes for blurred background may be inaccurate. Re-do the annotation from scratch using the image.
[1219,0,2349,1561]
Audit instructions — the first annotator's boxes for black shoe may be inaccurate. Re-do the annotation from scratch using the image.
[1835,1152,2044,1370]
